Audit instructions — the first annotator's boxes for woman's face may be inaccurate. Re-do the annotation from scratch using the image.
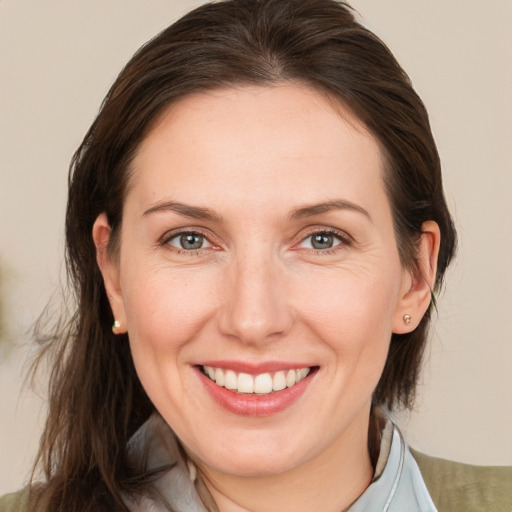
[97,84,423,477]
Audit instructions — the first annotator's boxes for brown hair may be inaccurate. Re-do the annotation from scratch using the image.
[32,0,456,510]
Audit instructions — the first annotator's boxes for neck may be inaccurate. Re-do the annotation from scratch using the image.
[196,410,374,512]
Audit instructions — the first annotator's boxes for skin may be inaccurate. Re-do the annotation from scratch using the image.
[94,84,439,512]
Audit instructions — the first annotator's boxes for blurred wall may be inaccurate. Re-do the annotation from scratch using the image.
[1,0,511,494]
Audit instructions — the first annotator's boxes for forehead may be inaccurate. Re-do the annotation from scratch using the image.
[128,84,387,216]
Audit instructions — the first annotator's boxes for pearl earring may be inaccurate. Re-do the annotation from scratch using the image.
[403,314,412,325]
[112,320,121,333]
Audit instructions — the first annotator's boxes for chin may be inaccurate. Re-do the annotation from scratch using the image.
[205,451,304,478]
[188,427,321,479]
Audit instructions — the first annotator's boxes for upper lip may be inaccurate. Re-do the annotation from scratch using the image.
[196,360,315,374]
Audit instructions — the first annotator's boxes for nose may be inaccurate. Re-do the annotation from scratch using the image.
[218,252,294,346]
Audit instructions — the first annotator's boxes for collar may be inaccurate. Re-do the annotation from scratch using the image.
[124,412,437,512]
[345,417,437,512]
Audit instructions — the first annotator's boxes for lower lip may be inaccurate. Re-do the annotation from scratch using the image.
[196,367,316,417]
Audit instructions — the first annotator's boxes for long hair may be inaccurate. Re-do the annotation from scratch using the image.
[31,0,456,510]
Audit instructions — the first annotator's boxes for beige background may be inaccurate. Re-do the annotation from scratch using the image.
[1,0,511,495]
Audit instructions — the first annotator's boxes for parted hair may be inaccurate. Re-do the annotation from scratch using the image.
[32,0,456,510]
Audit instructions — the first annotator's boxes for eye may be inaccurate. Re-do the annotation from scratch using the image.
[167,232,212,251]
[298,231,346,251]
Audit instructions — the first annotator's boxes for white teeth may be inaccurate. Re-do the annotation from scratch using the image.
[238,373,254,393]
[224,370,237,390]
[272,371,287,391]
[254,373,273,394]
[298,368,310,381]
[214,367,225,387]
[203,365,312,395]
[286,370,296,388]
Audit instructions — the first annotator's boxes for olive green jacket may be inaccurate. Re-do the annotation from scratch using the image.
[411,449,512,512]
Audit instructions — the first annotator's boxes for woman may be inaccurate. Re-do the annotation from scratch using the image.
[1,0,509,511]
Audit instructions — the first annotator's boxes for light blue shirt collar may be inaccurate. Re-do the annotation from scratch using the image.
[347,424,437,512]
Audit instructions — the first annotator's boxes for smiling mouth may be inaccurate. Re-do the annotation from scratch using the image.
[201,365,315,395]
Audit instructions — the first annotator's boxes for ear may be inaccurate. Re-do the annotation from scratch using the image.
[392,221,441,334]
[92,213,127,334]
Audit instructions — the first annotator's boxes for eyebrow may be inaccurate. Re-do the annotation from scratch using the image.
[142,200,223,223]
[143,199,370,223]
[289,200,371,221]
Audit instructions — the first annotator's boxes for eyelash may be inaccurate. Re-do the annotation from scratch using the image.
[159,227,352,256]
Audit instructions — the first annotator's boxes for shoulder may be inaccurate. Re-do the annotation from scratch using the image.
[0,488,32,512]
[411,448,512,512]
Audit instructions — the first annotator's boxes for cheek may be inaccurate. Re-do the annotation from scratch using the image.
[121,264,218,349]
[120,267,220,417]
[293,263,402,400]
[297,268,401,345]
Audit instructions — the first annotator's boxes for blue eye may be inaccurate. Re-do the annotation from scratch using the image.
[168,232,212,251]
[299,232,343,250]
